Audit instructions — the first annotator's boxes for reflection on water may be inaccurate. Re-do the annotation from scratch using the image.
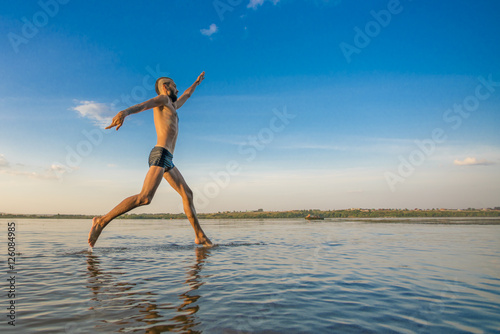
[85,247,211,333]
[5,218,500,333]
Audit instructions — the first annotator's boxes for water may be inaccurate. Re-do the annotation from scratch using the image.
[2,218,500,333]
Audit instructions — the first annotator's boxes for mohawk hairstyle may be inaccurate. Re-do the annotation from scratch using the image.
[155,77,174,95]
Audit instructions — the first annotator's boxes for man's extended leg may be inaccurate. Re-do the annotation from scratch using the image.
[164,167,213,246]
[88,166,165,247]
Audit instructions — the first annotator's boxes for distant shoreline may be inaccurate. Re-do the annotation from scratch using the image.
[2,209,499,220]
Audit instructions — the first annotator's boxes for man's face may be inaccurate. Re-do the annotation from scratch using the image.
[165,82,178,102]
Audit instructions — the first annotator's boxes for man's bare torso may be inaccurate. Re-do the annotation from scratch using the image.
[153,98,178,153]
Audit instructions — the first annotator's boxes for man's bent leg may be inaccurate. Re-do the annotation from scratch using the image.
[164,167,212,246]
[88,166,165,247]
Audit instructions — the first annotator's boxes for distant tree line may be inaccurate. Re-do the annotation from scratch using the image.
[2,209,499,220]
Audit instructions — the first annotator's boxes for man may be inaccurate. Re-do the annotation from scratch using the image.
[88,72,212,248]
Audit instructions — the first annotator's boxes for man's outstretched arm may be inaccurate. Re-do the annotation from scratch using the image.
[106,95,169,130]
[175,71,205,109]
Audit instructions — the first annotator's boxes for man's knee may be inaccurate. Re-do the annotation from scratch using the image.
[137,193,153,206]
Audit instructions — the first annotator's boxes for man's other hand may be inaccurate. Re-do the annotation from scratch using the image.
[106,111,125,130]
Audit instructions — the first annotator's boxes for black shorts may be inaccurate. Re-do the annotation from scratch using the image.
[148,146,175,171]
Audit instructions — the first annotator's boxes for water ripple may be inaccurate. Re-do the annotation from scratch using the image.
[5,218,500,333]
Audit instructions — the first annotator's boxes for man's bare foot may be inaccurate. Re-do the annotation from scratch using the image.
[88,217,105,247]
[195,234,213,247]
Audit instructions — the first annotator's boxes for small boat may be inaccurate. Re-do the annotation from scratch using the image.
[305,214,324,220]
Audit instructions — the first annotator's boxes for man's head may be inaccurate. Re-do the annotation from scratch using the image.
[155,77,178,102]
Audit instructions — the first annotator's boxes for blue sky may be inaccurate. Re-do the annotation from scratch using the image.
[1,0,499,214]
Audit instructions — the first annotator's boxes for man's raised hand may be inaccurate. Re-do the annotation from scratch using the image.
[196,71,205,85]
[106,111,125,130]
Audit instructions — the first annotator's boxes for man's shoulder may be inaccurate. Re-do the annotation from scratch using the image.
[153,95,176,112]
[155,94,171,104]
[153,95,173,107]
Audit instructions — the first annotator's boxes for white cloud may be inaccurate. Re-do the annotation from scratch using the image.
[49,164,69,175]
[454,157,495,166]
[200,23,218,37]
[72,100,114,128]
[0,153,73,181]
[0,163,69,180]
[247,0,279,9]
